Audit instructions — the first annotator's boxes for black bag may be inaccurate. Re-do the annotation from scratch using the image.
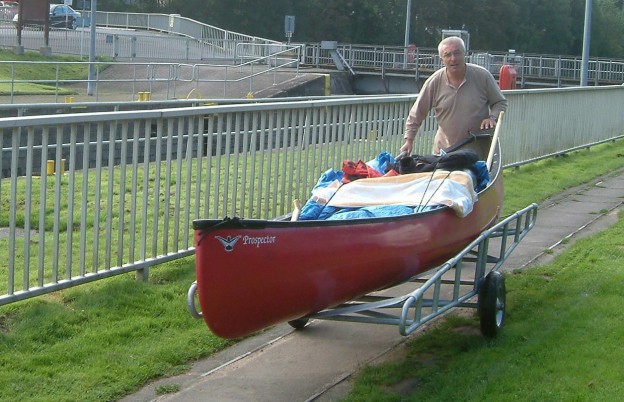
[398,150,479,174]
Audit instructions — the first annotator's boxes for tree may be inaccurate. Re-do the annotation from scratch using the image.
[98,0,624,57]
[590,0,624,57]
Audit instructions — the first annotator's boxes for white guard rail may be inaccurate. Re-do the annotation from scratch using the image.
[0,86,623,306]
[299,43,624,86]
[2,11,623,88]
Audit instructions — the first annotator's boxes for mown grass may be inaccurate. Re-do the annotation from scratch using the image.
[0,139,623,401]
[342,214,624,401]
[0,48,102,95]
[0,259,233,402]
[502,142,624,216]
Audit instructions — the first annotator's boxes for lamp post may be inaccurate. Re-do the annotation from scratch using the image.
[580,0,592,86]
[404,0,411,48]
[403,0,412,68]
[87,0,97,96]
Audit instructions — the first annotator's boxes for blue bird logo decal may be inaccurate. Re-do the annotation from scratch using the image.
[215,235,242,252]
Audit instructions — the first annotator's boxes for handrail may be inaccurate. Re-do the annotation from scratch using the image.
[2,11,623,88]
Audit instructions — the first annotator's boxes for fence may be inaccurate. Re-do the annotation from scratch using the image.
[0,11,279,61]
[1,86,624,306]
[3,10,624,89]
[0,45,302,104]
[299,43,624,87]
[0,11,297,101]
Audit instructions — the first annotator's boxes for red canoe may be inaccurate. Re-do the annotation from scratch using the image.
[192,134,503,339]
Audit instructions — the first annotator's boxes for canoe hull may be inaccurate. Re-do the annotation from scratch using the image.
[194,139,503,338]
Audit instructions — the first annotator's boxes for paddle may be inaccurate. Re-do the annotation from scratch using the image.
[291,199,302,221]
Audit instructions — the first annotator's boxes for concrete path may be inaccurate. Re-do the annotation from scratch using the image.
[121,169,624,402]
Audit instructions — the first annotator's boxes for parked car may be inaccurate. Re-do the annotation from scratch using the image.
[0,1,18,21]
[13,4,81,29]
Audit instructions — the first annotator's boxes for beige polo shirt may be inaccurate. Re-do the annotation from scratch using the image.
[404,63,508,153]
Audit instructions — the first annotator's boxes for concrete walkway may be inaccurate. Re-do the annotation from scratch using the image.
[121,169,624,402]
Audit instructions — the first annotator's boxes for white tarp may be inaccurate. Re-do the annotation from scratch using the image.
[327,170,477,217]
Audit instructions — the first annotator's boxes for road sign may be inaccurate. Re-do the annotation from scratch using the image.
[284,15,295,34]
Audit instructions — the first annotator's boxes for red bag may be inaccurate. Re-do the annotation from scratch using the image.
[341,160,383,183]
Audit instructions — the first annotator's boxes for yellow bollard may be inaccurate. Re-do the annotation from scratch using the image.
[138,91,151,101]
[46,160,55,175]
[60,159,66,174]
[64,96,74,103]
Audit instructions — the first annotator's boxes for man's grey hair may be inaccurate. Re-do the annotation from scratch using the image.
[438,36,466,56]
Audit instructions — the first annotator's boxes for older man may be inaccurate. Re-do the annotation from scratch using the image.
[400,36,508,155]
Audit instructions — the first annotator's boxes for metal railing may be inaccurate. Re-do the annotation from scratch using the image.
[1,82,624,308]
[0,11,302,103]
[1,10,280,60]
[92,11,280,49]
[299,43,624,87]
[2,10,624,89]
[0,45,303,103]
[0,13,288,73]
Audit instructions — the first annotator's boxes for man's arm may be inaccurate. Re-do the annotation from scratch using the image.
[401,97,431,155]
[401,79,437,154]
[478,73,508,130]
[486,74,508,118]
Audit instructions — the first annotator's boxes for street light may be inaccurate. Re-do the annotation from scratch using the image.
[87,0,97,96]
[580,0,592,86]
[404,0,411,48]
[403,0,412,68]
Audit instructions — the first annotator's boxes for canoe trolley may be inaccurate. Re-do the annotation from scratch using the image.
[188,203,538,338]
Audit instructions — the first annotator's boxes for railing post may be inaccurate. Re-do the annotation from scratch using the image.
[519,53,525,88]
[136,267,149,283]
[131,36,137,59]
[113,34,119,59]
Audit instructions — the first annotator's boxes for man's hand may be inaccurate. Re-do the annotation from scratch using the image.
[400,138,414,156]
[480,116,497,130]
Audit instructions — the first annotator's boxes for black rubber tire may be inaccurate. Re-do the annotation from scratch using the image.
[288,318,309,330]
[478,271,506,338]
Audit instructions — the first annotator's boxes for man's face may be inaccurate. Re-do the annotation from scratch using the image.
[440,42,465,72]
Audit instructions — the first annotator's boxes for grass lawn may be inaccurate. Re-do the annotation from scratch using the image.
[0,48,101,95]
[342,212,624,401]
[0,139,623,401]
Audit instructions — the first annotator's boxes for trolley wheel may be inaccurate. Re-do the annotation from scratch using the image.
[288,318,309,330]
[478,271,506,338]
